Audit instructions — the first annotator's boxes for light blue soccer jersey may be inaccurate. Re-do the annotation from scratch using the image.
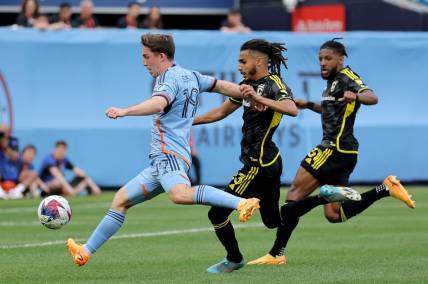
[149,64,216,166]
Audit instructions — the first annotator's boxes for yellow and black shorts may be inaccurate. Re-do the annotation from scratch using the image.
[224,156,282,201]
[301,145,357,186]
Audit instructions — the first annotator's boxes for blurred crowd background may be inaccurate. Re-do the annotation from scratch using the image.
[0,0,428,31]
[0,0,426,200]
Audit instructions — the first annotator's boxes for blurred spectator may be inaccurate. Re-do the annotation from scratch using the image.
[0,124,10,151]
[220,9,251,33]
[0,137,35,199]
[16,0,40,28]
[19,145,48,197]
[72,0,98,28]
[33,14,50,30]
[50,2,72,30]
[117,1,142,29]
[142,6,163,30]
[39,140,101,197]
[0,124,9,199]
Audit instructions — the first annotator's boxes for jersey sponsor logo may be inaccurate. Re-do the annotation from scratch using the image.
[321,96,336,101]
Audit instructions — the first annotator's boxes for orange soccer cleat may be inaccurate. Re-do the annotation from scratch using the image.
[237,198,260,222]
[67,238,90,266]
[384,176,415,209]
[247,254,287,265]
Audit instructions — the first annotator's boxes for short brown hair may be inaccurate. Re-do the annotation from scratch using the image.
[141,34,175,59]
[55,140,67,147]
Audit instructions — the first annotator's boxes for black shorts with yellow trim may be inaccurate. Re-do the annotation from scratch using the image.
[225,156,282,199]
[300,145,357,186]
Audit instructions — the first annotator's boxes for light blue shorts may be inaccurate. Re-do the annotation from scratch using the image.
[124,154,191,206]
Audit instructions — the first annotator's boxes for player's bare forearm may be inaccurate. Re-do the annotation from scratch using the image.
[339,90,378,105]
[193,100,239,125]
[212,80,243,99]
[240,84,298,116]
[358,90,378,105]
[295,99,322,114]
[106,96,168,119]
[253,96,298,117]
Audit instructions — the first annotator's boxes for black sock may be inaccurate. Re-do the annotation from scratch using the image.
[340,184,389,221]
[269,216,299,257]
[286,196,329,218]
[268,196,328,257]
[213,221,243,263]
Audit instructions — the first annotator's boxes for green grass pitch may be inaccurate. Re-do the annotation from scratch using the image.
[0,186,427,283]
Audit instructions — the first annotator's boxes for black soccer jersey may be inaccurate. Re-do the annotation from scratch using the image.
[230,74,293,166]
[320,66,371,154]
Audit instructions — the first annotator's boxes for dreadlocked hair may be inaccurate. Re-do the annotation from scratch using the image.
[320,38,348,57]
[240,39,287,76]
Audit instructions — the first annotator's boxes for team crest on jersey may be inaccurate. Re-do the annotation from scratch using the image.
[242,85,263,107]
[330,80,338,92]
[256,84,265,96]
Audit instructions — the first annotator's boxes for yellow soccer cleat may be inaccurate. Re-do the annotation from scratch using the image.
[67,238,90,266]
[247,254,287,265]
[237,198,260,222]
[384,176,415,209]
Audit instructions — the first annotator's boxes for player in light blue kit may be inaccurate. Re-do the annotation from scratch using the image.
[67,33,260,267]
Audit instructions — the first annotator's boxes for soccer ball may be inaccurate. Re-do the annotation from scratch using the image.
[37,195,72,229]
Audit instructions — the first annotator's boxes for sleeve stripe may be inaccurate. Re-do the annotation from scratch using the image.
[341,69,362,84]
[152,92,171,105]
[278,97,294,102]
[357,88,371,94]
[272,75,284,89]
[229,97,242,104]
[270,75,287,92]
[341,69,371,93]
[275,75,287,90]
[208,79,217,92]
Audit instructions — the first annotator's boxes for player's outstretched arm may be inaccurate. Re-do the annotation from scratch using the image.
[240,84,298,117]
[212,80,242,99]
[295,99,322,114]
[339,90,378,105]
[193,100,240,125]
[105,96,168,119]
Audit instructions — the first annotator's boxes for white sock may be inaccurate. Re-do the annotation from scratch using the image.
[0,186,8,200]
[9,184,25,199]
[15,184,25,193]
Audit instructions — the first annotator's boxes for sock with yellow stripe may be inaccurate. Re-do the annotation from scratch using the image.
[340,184,389,221]
[208,207,243,263]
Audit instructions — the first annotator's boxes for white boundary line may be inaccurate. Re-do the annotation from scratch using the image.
[0,223,263,249]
